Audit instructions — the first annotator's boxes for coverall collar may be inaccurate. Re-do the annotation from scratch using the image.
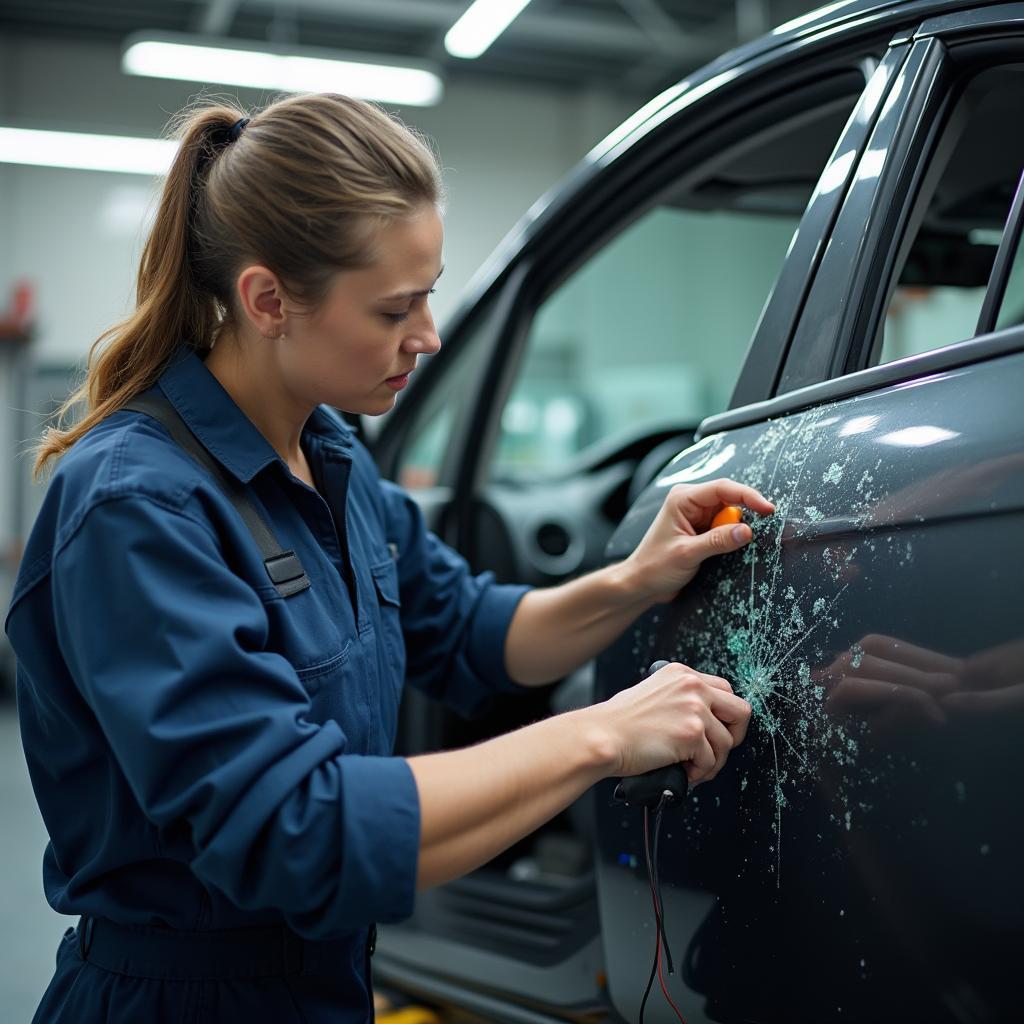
[157,349,351,484]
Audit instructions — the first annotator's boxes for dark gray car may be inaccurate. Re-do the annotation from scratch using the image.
[370,3,1024,1021]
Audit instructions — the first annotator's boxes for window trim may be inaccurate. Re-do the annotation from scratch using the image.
[976,167,1024,334]
[697,325,1024,439]
[730,47,900,406]
[776,34,951,393]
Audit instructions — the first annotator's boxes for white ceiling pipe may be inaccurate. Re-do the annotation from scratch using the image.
[122,33,445,107]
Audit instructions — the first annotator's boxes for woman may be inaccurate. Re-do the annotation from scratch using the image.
[5,93,772,1022]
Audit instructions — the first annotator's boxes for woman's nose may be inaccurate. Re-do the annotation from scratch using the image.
[403,312,441,355]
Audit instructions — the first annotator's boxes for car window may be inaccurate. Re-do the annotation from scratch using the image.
[878,66,1024,364]
[488,90,860,481]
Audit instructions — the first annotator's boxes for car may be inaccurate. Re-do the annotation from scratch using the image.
[363,2,1024,1022]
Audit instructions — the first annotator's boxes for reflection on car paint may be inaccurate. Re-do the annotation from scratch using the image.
[876,425,960,446]
[656,438,738,486]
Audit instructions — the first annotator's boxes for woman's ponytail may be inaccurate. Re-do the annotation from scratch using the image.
[33,107,244,476]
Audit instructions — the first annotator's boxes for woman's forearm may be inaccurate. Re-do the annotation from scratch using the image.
[499,480,775,687]
[408,658,754,890]
[407,706,616,889]
[503,562,658,687]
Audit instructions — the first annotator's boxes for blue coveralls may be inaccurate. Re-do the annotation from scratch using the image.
[5,349,530,1022]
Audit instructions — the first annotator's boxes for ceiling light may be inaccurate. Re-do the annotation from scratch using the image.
[445,0,533,59]
[122,33,444,107]
[0,126,176,175]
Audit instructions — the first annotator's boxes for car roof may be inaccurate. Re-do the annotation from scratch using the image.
[443,0,987,334]
[746,0,963,51]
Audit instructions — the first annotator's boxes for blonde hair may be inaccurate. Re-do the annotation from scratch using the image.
[34,92,443,476]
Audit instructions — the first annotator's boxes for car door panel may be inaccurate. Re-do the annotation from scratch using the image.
[596,350,1024,1024]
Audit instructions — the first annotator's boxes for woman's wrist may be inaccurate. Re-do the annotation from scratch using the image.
[562,705,622,779]
[601,559,667,613]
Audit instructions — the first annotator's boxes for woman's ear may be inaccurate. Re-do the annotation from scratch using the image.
[235,265,288,338]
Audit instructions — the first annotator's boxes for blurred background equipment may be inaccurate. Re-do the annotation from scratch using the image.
[0,280,34,698]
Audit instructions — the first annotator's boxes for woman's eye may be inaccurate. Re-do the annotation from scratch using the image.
[382,290,434,324]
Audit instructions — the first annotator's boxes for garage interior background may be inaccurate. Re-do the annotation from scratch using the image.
[0,1,829,1018]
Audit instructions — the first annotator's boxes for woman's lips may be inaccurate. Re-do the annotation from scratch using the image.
[385,372,411,391]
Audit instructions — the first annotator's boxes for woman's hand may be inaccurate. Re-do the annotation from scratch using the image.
[411,661,752,888]
[622,479,775,603]
[586,661,752,786]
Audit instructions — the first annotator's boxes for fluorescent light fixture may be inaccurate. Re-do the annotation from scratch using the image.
[123,33,444,107]
[445,0,533,59]
[0,126,176,175]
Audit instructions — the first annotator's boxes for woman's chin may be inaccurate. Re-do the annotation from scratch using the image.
[344,395,397,417]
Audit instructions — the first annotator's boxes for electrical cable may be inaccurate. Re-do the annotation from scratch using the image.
[638,807,659,1024]
[638,794,688,1024]
[658,940,688,1023]
[651,796,674,975]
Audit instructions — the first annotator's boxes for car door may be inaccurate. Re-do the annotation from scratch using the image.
[596,12,1024,1024]
[371,25,906,1022]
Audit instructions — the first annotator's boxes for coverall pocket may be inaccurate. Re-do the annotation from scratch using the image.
[369,559,400,608]
[369,560,405,681]
[294,643,351,697]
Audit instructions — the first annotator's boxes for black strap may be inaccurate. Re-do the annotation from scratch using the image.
[122,393,311,598]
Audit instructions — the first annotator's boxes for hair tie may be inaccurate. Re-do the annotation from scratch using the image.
[228,117,250,142]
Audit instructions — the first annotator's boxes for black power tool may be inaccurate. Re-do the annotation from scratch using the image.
[612,660,690,808]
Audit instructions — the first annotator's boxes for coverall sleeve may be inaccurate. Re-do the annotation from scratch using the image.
[52,493,419,939]
[378,479,531,717]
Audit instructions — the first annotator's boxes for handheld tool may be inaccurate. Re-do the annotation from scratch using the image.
[711,504,744,529]
[613,661,690,807]
[613,661,690,1023]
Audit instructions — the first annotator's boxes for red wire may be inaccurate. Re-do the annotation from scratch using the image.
[657,936,688,1024]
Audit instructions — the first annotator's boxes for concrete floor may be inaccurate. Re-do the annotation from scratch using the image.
[0,697,76,1022]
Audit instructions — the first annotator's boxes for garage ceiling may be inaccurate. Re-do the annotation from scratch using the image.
[0,0,820,97]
